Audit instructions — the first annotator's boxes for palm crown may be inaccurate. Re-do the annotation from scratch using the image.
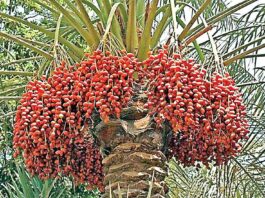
[0,0,265,197]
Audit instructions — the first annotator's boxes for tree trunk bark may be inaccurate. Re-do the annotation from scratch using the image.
[95,104,168,198]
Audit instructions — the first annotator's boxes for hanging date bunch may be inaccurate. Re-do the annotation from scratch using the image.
[13,50,141,191]
[144,46,249,166]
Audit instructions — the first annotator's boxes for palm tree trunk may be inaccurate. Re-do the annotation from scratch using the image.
[95,105,168,198]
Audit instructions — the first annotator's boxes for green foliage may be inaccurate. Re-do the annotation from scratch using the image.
[0,0,265,197]
[0,163,100,198]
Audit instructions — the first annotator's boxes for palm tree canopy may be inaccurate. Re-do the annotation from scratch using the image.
[0,0,265,197]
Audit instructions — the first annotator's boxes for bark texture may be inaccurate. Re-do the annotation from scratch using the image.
[95,103,168,198]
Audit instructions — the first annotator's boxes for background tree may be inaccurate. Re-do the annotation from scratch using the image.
[0,0,265,197]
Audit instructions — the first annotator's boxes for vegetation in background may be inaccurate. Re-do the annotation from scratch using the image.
[0,0,264,197]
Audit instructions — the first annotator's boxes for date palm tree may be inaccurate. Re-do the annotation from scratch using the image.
[1,0,265,197]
